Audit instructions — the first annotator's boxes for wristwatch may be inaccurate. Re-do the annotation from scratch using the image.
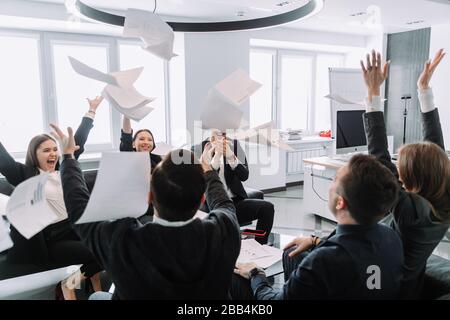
[63,154,75,160]
[249,267,265,278]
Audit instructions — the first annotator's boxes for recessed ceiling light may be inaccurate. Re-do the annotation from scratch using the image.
[276,1,291,7]
[350,11,367,17]
[406,20,425,25]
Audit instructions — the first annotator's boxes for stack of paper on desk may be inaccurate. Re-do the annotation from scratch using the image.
[69,56,154,121]
[123,9,177,61]
[237,239,283,269]
[6,174,60,239]
[76,152,151,224]
[201,69,261,131]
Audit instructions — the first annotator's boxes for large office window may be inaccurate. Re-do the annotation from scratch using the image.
[0,29,186,157]
[0,34,43,154]
[249,50,274,128]
[52,42,112,145]
[279,54,312,131]
[249,48,345,133]
[119,43,167,143]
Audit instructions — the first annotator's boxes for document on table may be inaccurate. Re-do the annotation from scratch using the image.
[76,152,151,224]
[6,174,60,239]
[237,239,283,269]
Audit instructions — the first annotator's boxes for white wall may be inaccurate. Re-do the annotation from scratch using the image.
[430,23,450,150]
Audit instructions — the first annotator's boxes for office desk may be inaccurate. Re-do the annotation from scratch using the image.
[302,156,348,222]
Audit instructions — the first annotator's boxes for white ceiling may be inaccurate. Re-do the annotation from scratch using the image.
[23,0,450,35]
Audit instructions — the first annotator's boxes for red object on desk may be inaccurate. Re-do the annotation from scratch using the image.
[319,130,331,138]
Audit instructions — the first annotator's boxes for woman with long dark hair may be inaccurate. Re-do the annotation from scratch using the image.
[0,96,105,299]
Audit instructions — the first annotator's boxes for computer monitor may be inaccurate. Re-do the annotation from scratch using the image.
[335,110,367,154]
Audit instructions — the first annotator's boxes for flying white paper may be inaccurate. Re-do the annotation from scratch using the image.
[214,69,262,106]
[102,89,154,122]
[68,56,118,86]
[76,152,151,224]
[0,218,13,253]
[152,142,174,156]
[123,9,177,61]
[6,174,59,239]
[201,90,244,131]
[0,193,9,216]
[237,239,283,269]
[104,85,154,110]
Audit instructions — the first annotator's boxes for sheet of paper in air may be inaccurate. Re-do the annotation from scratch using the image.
[0,193,9,216]
[104,85,154,110]
[6,174,60,239]
[69,56,118,86]
[214,69,262,106]
[152,142,173,156]
[123,9,177,61]
[0,218,13,253]
[231,121,295,151]
[200,90,244,132]
[69,57,154,121]
[102,89,154,122]
[76,152,151,224]
[237,239,283,269]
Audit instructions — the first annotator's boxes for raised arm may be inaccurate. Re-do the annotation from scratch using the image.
[360,50,398,177]
[0,142,31,186]
[417,49,446,150]
[120,116,134,152]
[52,124,129,268]
[73,96,104,159]
[227,139,249,182]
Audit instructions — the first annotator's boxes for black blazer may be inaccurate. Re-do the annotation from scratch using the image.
[363,109,450,298]
[0,117,94,264]
[60,158,240,299]
[193,139,249,200]
[119,130,162,170]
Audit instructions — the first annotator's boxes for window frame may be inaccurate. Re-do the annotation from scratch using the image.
[0,27,182,159]
[250,46,345,133]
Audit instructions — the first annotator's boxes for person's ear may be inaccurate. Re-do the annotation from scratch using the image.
[200,194,206,205]
[148,191,154,204]
[335,195,346,211]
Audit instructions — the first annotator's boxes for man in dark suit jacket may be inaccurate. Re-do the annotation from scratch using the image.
[53,127,241,299]
[193,131,274,244]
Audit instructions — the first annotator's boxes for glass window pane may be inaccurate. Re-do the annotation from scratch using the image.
[169,33,187,147]
[250,51,274,128]
[0,35,43,153]
[315,54,344,131]
[53,43,111,145]
[280,55,312,131]
[120,44,167,142]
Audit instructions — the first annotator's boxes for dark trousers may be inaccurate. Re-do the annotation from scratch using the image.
[47,226,103,278]
[233,198,274,244]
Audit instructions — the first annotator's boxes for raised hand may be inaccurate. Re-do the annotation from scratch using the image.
[360,50,390,99]
[418,49,445,90]
[49,124,80,156]
[200,142,214,172]
[86,96,104,112]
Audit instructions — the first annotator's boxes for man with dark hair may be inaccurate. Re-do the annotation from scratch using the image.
[52,125,241,300]
[234,154,404,300]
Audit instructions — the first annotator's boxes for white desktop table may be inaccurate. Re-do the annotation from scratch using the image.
[302,156,348,222]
